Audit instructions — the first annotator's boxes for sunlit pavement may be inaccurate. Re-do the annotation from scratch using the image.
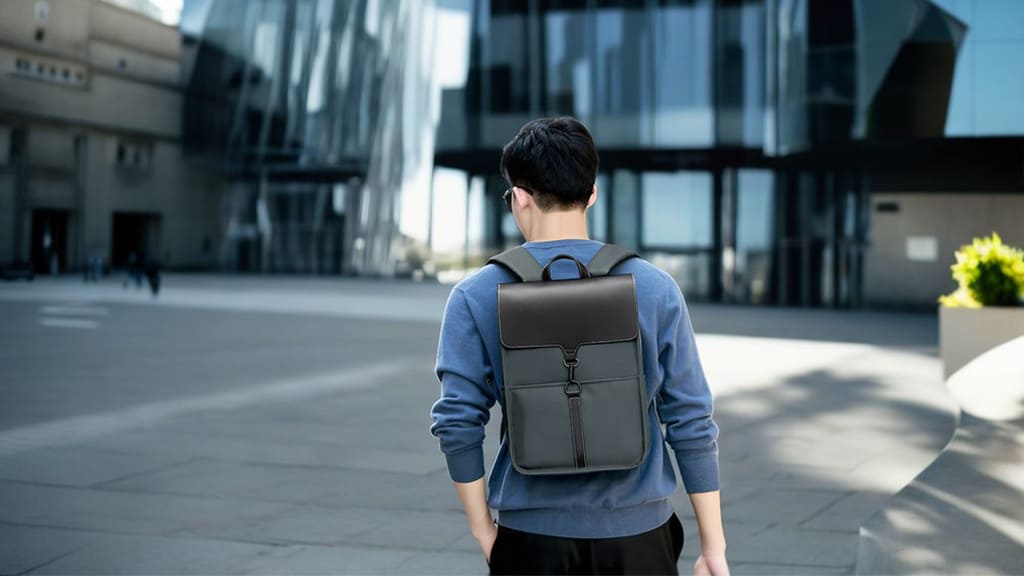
[0,275,956,575]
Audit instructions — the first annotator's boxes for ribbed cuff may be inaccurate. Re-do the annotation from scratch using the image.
[446,446,485,483]
[675,447,720,493]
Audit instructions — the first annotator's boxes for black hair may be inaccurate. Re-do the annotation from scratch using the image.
[499,116,599,211]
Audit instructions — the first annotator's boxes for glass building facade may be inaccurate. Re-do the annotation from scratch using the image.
[180,0,1024,306]
[434,0,1024,307]
[183,0,437,276]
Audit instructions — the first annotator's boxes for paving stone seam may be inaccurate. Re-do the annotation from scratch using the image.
[89,457,199,490]
[0,520,307,554]
[0,477,463,517]
[11,547,82,576]
[723,557,858,571]
[795,490,863,527]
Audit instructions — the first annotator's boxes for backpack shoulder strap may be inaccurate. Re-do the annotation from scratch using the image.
[487,246,544,282]
[587,243,638,277]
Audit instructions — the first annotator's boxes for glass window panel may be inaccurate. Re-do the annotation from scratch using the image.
[593,6,650,146]
[646,252,711,299]
[611,170,640,250]
[938,0,1024,136]
[486,11,530,113]
[716,0,766,147]
[974,43,1024,134]
[468,176,486,254]
[253,20,280,79]
[641,171,713,248]
[735,169,774,304]
[305,13,331,113]
[943,27,974,135]
[544,9,587,115]
[736,170,773,252]
[431,168,468,254]
[653,0,714,147]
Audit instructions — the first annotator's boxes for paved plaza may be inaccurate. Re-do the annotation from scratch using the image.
[0,275,957,575]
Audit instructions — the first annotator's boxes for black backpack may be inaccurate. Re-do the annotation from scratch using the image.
[488,243,649,475]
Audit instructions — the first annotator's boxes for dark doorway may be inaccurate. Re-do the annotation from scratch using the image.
[31,209,69,274]
[111,212,161,268]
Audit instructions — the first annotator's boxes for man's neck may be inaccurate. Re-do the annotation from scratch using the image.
[524,211,590,243]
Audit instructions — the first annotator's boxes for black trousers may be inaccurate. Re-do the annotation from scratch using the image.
[488,513,684,575]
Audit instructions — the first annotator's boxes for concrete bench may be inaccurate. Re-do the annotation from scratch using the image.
[856,336,1024,574]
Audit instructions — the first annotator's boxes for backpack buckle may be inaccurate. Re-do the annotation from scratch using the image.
[564,380,582,396]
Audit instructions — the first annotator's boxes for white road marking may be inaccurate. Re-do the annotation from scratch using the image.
[39,318,99,329]
[41,305,109,316]
[0,284,446,324]
[0,360,413,457]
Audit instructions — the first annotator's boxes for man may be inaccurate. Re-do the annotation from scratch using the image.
[430,117,729,575]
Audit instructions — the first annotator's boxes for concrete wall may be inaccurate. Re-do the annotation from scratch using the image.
[0,67,181,139]
[0,0,178,61]
[864,193,1024,307]
[90,2,179,60]
[79,132,222,267]
[0,0,92,57]
[0,0,181,138]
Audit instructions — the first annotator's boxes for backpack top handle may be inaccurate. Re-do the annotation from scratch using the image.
[541,254,592,282]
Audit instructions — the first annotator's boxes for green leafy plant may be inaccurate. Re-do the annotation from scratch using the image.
[939,233,1024,307]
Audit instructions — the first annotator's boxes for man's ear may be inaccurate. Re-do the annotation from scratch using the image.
[516,186,532,212]
[585,184,597,209]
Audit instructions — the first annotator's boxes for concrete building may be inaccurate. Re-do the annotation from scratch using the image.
[0,0,222,275]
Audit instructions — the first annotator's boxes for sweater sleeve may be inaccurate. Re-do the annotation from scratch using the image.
[656,279,721,493]
[429,286,495,483]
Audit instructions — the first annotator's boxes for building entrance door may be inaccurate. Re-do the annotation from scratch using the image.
[111,212,161,268]
[31,209,69,274]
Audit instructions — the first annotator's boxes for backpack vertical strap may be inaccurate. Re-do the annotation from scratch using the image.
[487,247,545,282]
[568,395,587,468]
[587,244,638,277]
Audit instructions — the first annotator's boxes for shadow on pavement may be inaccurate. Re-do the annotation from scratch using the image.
[674,362,957,574]
[688,304,937,350]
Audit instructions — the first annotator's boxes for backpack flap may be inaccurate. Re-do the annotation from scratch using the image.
[498,275,638,356]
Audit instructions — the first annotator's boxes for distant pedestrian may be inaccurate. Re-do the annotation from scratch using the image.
[144,258,161,297]
[83,253,104,283]
[123,252,142,289]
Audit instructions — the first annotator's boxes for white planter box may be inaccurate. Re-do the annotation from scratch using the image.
[939,306,1024,379]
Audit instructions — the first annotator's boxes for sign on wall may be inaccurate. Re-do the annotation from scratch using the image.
[906,236,939,262]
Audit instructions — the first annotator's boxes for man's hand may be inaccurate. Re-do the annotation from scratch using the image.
[475,522,498,563]
[694,553,729,576]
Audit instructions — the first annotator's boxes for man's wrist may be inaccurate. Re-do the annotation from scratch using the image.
[469,514,495,538]
[700,542,727,556]
[699,532,726,555]
[471,520,495,540]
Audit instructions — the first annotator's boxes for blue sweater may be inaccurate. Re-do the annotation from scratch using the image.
[430,239,720,539]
